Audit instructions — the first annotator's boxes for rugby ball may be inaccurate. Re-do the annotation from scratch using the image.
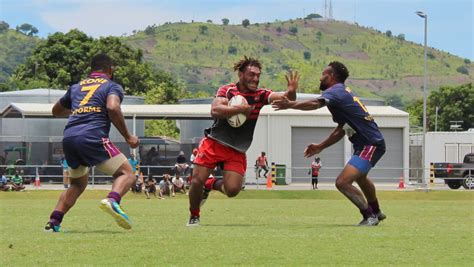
[227,95,247,128]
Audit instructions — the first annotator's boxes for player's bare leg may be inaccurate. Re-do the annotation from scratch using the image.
[55,175,88,213]
[110,161,135,196]
[99,160,135,230]
[212,170,244,198]
[187,165,212,226]
[335,165,378,225]
[357,174,385,221]
[45,174,88,232]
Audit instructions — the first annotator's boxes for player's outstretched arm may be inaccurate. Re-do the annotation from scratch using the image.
[272,96,325,111]
[52,101,71,117]
[210,97,251,119]
[269,70,300,102]
[106,94,139,148]
[304,125,345,157]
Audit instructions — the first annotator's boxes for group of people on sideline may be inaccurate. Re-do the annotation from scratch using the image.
[128,150,193,199]
[132,173,188,199]
[0,170,26,191]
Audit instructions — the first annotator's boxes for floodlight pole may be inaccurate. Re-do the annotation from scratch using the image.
[416,11,428,188]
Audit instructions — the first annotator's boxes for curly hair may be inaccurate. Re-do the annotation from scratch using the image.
[328,61,349,83]
[233,56,262,72]
[91,53,114,72]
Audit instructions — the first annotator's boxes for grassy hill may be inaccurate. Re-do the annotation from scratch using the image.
[0,19,471,106]
[124,19,473,104]
[0,29,40,84]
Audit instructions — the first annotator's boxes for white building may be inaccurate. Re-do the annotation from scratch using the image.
[2,102,409,183]
[247,105,409,183]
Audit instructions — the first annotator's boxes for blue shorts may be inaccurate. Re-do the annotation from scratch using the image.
[63,136,122,169]
[347,141,386,174]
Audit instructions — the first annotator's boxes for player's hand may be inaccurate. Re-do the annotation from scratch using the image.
[238,103,253,117]
[127,135,140,148]
[304,143,323,158]
[272,96,291,110]
[285,70,300,92]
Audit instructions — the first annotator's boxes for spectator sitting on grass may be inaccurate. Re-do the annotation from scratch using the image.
[11,170,25,191]
[172,175,187,195]
[131,172,144,194]
[144,175,162,199]
[1,173,10,191]
[159,174,174,197]
[174,151,189,180]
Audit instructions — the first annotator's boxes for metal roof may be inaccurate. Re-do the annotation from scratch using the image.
[0,102,408,119]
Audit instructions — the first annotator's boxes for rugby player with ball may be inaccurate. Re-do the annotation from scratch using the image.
[187,56,299,226]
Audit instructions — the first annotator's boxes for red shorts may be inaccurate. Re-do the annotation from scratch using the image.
[194,137,247,176]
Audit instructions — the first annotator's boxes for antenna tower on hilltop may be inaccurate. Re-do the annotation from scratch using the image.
[329,0,333,20]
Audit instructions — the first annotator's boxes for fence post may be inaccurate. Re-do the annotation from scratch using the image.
[429,162,435,187]
[91,166,95,187]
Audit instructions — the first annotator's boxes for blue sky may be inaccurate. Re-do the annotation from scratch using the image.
[1,0,472,59]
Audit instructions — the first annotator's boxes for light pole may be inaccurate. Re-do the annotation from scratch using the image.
[416,11,428,188]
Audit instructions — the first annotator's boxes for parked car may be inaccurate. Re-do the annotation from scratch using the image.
[434,153,474,190]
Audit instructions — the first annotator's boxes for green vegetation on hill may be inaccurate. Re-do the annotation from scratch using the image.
[1,18,472,109]
[0,29,40,88]
[125,19,472,106]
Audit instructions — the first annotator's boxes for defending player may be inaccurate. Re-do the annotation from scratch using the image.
[187,56,299,226]
[44,54,139,232]
[273,61,386,226]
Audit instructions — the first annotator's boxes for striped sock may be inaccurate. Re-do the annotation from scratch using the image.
[49,210,64,226]
[107,191,121,204]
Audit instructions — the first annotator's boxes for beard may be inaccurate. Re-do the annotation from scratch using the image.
[319,81,329,91]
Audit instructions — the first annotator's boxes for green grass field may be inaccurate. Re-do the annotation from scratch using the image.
[1,190,472,266]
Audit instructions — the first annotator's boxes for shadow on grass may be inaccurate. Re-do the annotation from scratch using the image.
[201,223,364,228]
[201,224,265,227]
[62,229,125,234]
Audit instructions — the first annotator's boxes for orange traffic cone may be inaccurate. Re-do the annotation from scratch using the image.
[266,173,273,189]
[398,176,405,189]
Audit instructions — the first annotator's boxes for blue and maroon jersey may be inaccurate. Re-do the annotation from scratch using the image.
[320,83,384,146]
[205,83,272,153]
[59,73,124,139]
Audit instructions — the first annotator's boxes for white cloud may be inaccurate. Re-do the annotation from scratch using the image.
[40,2,183,36]
[39,1,313,36]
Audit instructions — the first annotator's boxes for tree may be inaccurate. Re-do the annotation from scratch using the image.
[289,26,298,35]
[144,24,156,35]
[11,29,177,95]
[12,29,187,137]
[242,19,250,28]
[222,18,229,25]
[206,20,213,23]
[396,34,405,41]
[456,66,469,75]
[305,13,322,19]
[199,25,208,35]
[303,51,311,60]
[386,95,404,108]
[228,45,237,55]
[385,30,392,37]
[316,31,322,40]
[16,23,39,36]
[0,21,9,33]
[408,83,473,131]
